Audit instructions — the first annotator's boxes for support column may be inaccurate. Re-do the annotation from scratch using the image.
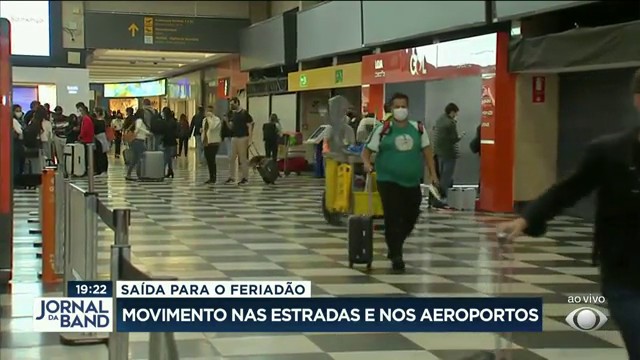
[362,48,385,119]
[478,32,516,212]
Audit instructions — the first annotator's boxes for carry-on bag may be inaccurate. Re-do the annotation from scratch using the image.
[139,151,165,182]
[463,233,514,360]
[347,173,374,269]
[250,144,279,184]
[63,143,86,177]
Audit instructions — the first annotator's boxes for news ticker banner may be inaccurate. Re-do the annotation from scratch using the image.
[34,281,543,333]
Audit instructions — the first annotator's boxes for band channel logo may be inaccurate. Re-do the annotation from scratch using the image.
[33,297,113,332]
[565,307,608,331]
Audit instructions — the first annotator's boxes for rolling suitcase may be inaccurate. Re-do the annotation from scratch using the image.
[139,151,165,182]
[257,158,279,184]
[463,233,514,360]
[347,173,374,269]
[250,144,279,184]
[63,143,86,177]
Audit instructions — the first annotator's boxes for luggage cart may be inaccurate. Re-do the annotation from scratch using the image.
[279,132,306,176]
[321,153,384,226]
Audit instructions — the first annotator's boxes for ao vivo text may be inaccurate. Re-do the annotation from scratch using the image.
[567,294,606,304]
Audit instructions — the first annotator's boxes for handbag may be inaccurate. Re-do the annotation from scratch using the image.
[123,130,136,143]
[105,126,115,142]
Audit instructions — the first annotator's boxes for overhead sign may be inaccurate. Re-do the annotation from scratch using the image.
[85,13,249,53]
[288,63,362,92]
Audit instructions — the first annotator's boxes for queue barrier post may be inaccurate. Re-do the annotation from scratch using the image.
[40,167,60,283]
[108,209,180,360]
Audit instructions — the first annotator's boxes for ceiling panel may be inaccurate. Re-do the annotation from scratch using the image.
[87,49,228,83]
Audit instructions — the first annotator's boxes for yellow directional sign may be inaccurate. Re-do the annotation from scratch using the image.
[128,23,139,37]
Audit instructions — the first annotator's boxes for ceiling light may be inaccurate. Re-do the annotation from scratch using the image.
[178,64,184,67]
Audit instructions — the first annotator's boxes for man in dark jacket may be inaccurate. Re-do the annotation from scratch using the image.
[498,68,640,359]
[190,106,205,163]
[433,103,465,202]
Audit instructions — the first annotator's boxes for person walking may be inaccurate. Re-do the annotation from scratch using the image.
[177,114,190,157]
[497,68,640,359]
[161,107,178,178]
[112,113,124,159]
[203,106,222,184]
[362,92,439,270]
[263,113,281,161]
[125,109,150,181]
[190,106,205,163]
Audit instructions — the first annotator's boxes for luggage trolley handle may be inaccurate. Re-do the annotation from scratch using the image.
[365,170,374,216]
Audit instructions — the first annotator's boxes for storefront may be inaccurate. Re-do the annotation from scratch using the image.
[361,33,515,213]
[167,71,202,121]
[99,78,167,114]
[288,62,362,140]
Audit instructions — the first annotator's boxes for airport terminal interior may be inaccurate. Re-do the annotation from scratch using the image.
[2,0,640,359]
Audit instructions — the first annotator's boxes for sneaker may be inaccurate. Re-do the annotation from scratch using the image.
[238,178,249,185]
[204,180,215,185]
[224,179,235,185]
[125,177,136,182]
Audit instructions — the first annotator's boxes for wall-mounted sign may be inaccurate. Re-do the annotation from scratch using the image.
[532,76,545,103]
[85,13,249,53]
[289,63,362,92]
[362,33,497,85]
[216,78,230,99]
[0,0,50,56]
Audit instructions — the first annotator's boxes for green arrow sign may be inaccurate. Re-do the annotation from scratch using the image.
[335,69,343,84]
[299,74,308,87]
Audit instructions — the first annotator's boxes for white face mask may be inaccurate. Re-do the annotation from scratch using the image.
[14,111,22,118]
[393,108,409,121]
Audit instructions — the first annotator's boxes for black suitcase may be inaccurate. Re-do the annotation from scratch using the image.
[347,174,374,269]
[257,158,279,184]
[249,144,279,184]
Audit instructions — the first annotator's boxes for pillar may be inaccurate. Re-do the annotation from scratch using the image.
[478,32,516,212]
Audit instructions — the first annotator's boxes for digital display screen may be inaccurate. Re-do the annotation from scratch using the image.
[104,79,166,98]
[0,1,51,56]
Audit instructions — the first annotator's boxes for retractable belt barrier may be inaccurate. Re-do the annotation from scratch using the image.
[109,210,180,360]
[48,144,180,357]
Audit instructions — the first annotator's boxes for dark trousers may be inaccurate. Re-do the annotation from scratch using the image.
[178,137,189,156]
[204,143,220,182]
[94,141,108,175]
[604,282,640,359]
[264,140,278,160]
[114,131,122,155]
[438,157,456,198]
[377,181,422,259]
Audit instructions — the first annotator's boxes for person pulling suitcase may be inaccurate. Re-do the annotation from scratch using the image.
[361,92,439,271]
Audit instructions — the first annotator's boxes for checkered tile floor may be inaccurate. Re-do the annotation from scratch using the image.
[0,154,627,359]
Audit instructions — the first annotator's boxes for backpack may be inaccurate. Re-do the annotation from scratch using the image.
[379,120,425,142]
[23,123,40,148]
[144,109,166,135]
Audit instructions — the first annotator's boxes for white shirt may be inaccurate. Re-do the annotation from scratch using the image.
[112,118,123,131]
[134,118,150,140]
[356,117,378,142]
[40,120,53,142]
[365,121,430,152]
[203,115,222,144]
[12,118,23,137]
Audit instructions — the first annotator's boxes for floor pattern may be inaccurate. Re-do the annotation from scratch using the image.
[0,155,626,359]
